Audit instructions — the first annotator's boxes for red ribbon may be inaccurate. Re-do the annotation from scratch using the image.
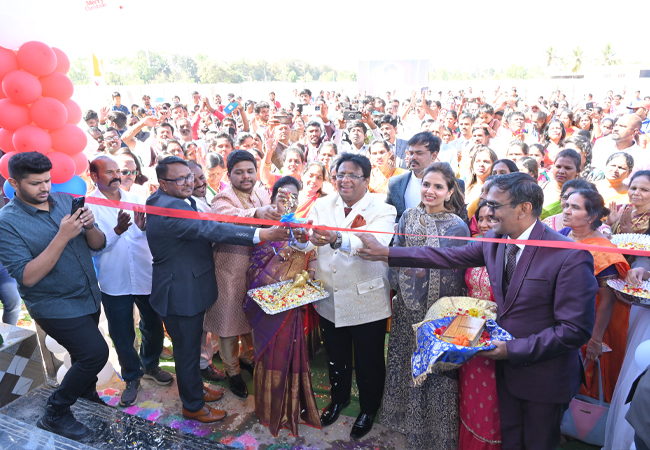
[79,194,650,258]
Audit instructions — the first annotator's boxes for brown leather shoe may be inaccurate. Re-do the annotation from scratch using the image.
[182,405,227,423]
[203,384,224,402]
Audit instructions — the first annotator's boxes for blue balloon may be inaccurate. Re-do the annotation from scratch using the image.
[2,179,15,200]
[51,175,86,196]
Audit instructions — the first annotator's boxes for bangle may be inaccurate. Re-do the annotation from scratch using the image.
[589,338,602,345]
[264,163,272,168]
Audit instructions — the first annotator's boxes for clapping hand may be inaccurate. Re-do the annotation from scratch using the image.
[134,211,146,231]
[114,209,132,235]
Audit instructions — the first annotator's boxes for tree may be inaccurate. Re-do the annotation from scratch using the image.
[600,43,621,66]
[68,58,91,85]
[287,70,298,83]
[567,47,585,74]
[544,46,559,67]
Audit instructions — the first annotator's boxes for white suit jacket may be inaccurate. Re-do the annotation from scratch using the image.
[300,192,396,327]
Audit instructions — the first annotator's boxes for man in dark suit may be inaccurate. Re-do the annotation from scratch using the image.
[386,131,464,222]
[146,156,291,423]
[358,172,598,450]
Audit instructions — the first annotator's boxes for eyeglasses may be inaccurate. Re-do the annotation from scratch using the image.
[335,173,365,181]
[120,170,139,176]
[160,173,195,186]
[485,201,512,212]
[104,136,120,142]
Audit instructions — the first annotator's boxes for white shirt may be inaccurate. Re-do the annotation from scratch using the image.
[88,189,153,296]
[592,136,641,170]
[437,143,459,175]
[133,140,157,182]
[505,221,537,270]
[405,171,423,210]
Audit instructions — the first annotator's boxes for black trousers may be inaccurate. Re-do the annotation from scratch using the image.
[36,310,108,410]
[162,311,205,412]
[320,316,387,414]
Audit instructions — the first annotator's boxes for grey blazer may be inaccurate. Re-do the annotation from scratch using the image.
[146,189,256,317]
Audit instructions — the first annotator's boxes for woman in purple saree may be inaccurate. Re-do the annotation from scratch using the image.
[243,176,321,436]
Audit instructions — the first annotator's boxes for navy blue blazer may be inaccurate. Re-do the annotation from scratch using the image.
[146,189,256,317]
[386,171,465,222]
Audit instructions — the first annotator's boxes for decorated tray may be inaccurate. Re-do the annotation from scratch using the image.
[611,233,650,252]
[247,271,330,315]
[607,278,650,306]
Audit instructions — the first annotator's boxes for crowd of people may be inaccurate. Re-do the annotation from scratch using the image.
[1,84,650,450]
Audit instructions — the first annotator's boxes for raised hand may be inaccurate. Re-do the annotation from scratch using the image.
[114,209,132,235]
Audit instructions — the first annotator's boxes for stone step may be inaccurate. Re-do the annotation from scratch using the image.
[0,413,96,450]
[1,386,235,450]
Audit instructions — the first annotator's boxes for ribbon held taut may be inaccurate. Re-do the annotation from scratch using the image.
[76,194,650,258]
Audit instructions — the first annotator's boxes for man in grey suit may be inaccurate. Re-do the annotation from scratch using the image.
[146,156,291,423]
[378,115,408,169]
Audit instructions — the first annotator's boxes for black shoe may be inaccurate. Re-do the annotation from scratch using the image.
[350,412,376,440]
[37,405,89,441]
[239,359,255,377]
[228,374,248,398]
[320,399,350,427]
[83,392,112,408]
[143,367,174,386]
[201,364,226,382]
[120,379,140,406]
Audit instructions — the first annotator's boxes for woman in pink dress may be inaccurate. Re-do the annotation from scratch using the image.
[460,201,501,450]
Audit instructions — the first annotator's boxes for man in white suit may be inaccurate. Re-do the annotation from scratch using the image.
[294,153,396,440]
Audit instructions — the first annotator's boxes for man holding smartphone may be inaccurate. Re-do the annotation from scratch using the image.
[0,152,108,441]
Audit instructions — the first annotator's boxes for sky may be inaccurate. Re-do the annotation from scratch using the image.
[1,0,648,71]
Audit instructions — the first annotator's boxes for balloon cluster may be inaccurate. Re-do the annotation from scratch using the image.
[0,41,88,199]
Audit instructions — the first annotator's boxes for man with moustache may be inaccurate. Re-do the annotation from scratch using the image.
[87,156,172,407]
[146,155,292,421]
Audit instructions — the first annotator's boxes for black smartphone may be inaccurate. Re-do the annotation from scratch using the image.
[343,111,363,121]
[275,115,293,125]
[586,102,594,110]
[71,197,85,218]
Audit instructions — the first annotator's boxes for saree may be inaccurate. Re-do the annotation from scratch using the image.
[459,264,501,449]
[381,207,469,450]
[611,209,650,235]
[294,194,322,359]
[369,166,406,195]
[242,242,321,436]
[595,179,628,205]
[559,230,630,403]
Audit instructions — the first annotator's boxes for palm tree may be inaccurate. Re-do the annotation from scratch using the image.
[600,43,621,65]
[544,46,559,67]
[567,47,585,73]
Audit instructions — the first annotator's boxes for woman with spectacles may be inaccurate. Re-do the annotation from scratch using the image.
[243,176,321,437]
[382,162,468,450]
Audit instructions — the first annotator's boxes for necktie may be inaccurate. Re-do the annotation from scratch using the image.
[344,207,352,217]
[504,243,519,290]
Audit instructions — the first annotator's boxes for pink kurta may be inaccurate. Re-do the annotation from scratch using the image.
[203,185,270,338]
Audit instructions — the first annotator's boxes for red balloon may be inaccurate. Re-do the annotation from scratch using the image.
[2,70,42,104]
[30,97,68,130]
[12,125,52,154]
[17,41,57,77]
[49,124,87,156]
[47,151,75,184]
[39,72,74,102]
[0,47,20,80]
[0,89,6,100]
[0,128,15,153]
[51,48,70,74]
[71,151,89,176]
[0,99,31,130]
[0,151,17,179]
[63,99,82,125]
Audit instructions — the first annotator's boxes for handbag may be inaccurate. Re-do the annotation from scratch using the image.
[560,358,609,446]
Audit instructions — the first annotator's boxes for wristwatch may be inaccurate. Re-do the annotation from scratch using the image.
[330,231,342,249]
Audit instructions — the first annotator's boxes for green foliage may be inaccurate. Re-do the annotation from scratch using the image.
[75,53,357,85]
[428,65,545,81]
[68,57,91,85]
